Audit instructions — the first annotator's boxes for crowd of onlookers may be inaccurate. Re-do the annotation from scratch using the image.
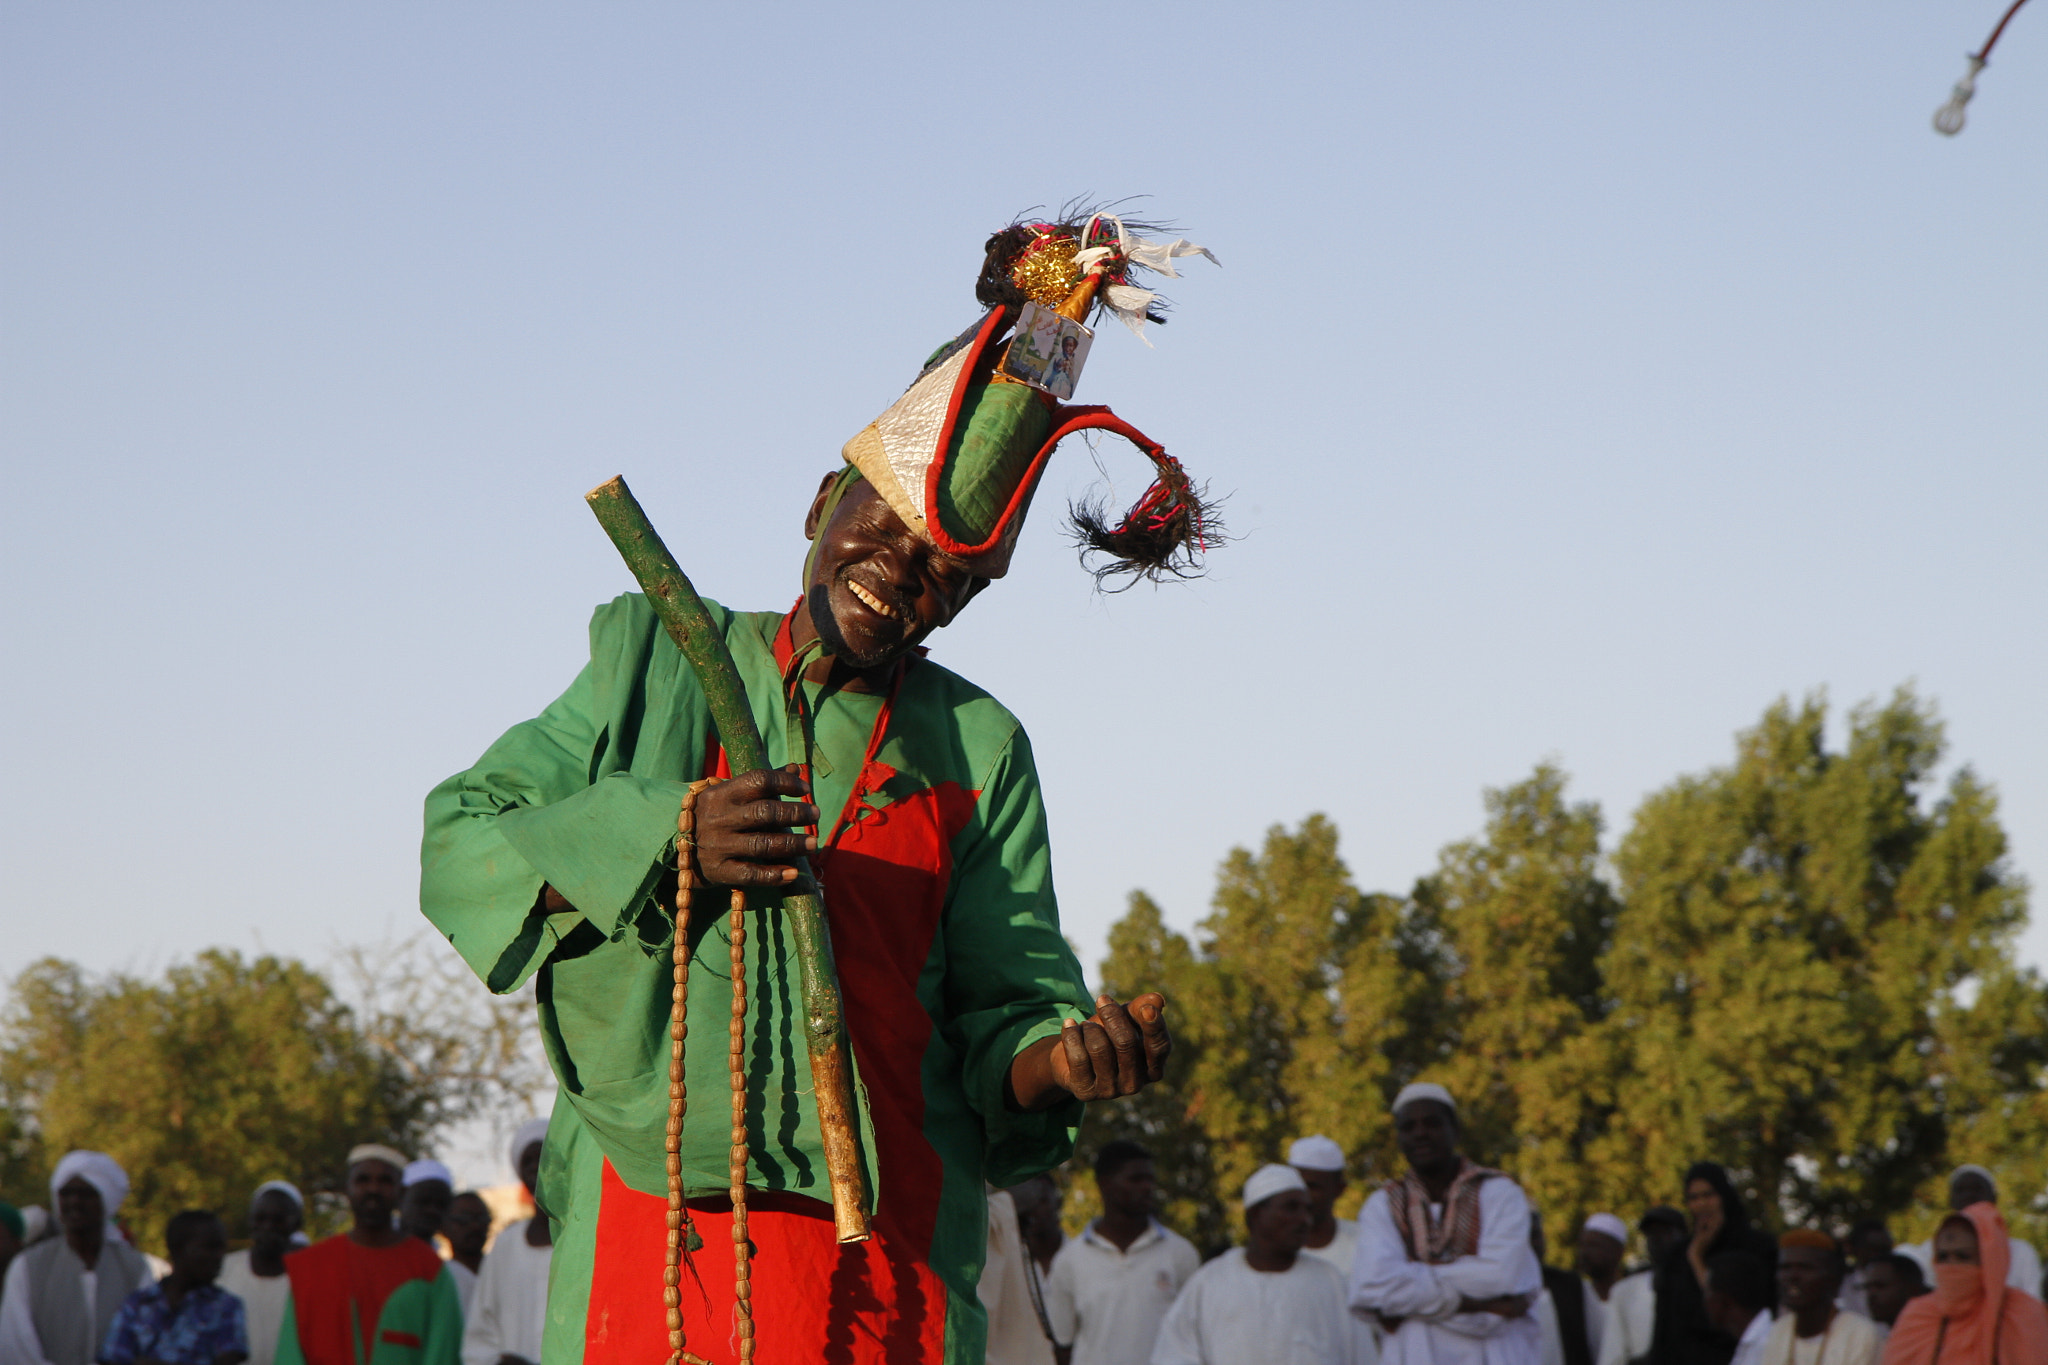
[981,1083,2048,1365]
[3,1080,2042,1365]
[0,1118,550,1365]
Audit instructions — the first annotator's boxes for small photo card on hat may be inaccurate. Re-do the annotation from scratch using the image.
[1000,301,1092,401]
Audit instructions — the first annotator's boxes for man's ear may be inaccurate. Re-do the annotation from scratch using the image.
[804,470,842,540]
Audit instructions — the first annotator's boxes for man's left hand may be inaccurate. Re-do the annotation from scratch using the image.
[1004,992,1171,1111]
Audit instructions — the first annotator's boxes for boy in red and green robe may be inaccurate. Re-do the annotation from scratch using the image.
[422,214,1212,1365]
[275,1148,463,1365]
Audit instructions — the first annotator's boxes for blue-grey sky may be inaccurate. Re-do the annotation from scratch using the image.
[5,1,2044,1016]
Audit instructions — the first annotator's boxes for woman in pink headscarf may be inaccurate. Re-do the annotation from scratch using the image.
[1880,1201,2048,1364]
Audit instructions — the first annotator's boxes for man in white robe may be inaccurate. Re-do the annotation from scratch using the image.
[1349,1083,1542,1365]
[0,1151,154,1365]
[1592,1208,1683,1365]
[218,1181,305,1365]
[1291,1136,1361,1281]
[461,1119,553,1365]
[981,1185,1054,1365]
[1153,1165,1375,1365]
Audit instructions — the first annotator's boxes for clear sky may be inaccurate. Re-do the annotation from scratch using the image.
[5,0,2044,1109]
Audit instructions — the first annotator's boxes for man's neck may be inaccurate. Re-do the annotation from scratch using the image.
[452,1247,483,1273]
[160,1273,202,1307]
[1412,1156,1463,1203]
[1094,1210,1150,1252]
[1588,1269,1618,1299]
[1245,1243,1299,1274]
[1305,1213,1338,1249]
[349,1223,406,1249]
[1793,1303,1836,1339]
[64,1229,102,1270]
[249,1246,288,1277]
[524,1214,553,1248]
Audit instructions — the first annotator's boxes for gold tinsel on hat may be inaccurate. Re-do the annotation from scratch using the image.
[1010,234,1081,307]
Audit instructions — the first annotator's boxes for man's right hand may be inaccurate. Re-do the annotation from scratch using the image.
[691,766,820,888]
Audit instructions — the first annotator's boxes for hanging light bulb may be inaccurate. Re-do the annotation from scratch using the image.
[1933,55,1985,135]
[1934,0,2033,137]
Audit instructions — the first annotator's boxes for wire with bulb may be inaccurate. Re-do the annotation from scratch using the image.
[1935,0,2034,135]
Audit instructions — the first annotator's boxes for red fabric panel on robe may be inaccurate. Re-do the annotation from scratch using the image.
[283,1235,446,1365]
[586,777,980,1363]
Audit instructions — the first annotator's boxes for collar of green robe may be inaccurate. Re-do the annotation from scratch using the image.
[833,209,1223,589]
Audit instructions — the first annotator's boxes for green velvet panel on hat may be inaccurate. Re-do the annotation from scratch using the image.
[932,380,1054,549]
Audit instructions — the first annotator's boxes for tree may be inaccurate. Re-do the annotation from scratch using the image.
[1599,690,2047,1246]
[0,941,547,1251]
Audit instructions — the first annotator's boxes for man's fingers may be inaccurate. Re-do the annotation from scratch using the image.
[1092,996,1143,1095]
[726,765,813,803]
[1078,1020,1117,1099]
[1059,1021,1096,1100]
[1129,992,1171,1083]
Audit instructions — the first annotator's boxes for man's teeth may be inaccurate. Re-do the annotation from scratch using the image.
[849,581,898,619]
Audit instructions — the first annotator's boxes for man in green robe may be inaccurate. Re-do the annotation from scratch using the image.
[422,212,1213,1365]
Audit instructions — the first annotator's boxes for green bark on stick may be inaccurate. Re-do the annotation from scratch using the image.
[585,475,873,1243]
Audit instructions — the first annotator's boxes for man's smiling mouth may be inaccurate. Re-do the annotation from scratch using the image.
[847,579,900,620]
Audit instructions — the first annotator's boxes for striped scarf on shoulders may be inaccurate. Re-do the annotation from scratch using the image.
[1384,1159,1506,1263]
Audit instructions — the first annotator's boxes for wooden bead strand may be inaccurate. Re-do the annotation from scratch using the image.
[670,786,711,1365]
[728,886,755,1362]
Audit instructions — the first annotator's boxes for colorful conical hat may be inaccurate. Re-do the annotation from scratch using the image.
[840,210,1219,583]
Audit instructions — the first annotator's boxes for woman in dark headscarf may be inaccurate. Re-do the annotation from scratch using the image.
[1647,1162,1780,1365]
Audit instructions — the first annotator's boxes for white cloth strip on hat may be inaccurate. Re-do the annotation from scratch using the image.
[403,1158,454,1188]
[347,1143,410,1173]
[1391,1082,1456,1117]
[1286,1135,1347,1172]
[1242,1163,1308,1209]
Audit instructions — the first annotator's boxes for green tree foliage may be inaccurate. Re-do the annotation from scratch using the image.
[0,942,545,1252]
[1082,689,2046,1255]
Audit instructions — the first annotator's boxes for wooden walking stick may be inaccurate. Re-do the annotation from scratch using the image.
[586,476,874,1248]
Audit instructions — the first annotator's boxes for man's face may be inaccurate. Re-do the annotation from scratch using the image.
[1861,1263,1919,1327]
[1776,1246,1841,1314]
[172,1222,228,1286]
[1950,1171,1996,1210]
[517,1141,543,1200]
[401,1178,453,1241]
[1702,1288,1749,1339]
[1847,1226,1892,1268]
[347,1160,401,1232]
[1394,1101,1459,1173]
[804,477,983,671]
[1295,1168,1345,1222]
[1644,1220,1687,1266]
[1246,1191,1313,1258]
[56,1178,103,1239]
[1097,1158,1157,1221]
[444,1193,491,1258]
[249,1190,302,1258]
[1577,1229,1625,1280]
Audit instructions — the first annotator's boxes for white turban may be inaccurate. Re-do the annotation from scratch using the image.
[1287,1136,1346,1172]
[1951,1163,1996,1193]
[1242,1163,1308,1210]
[347,1143,409,1174]
[1582,1212,1630,1245]
[50,1151,129,1216]
[403,1158,454,1188]
[1391,1082,1457,1118]
[510,1118,550,1174]
[251,1180,304,1212]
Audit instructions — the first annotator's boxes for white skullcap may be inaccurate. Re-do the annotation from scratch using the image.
[50,1151,129,1216]
[251,1180,304,1212]
[1951,1163,1996,1192]
[347,1143,408,1173]
[1583,1212,1630,1245]
[1243,1163,1308,1210]
[403,1158,454,1188]
[1391,1082,1457,1117]
[1287,1136,1347,1172]
[510,1117,550,1174]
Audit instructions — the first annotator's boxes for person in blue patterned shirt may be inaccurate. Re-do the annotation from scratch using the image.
[99,1210,248,1365]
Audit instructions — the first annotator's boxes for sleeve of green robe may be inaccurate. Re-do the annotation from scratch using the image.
[423,1267,465,1365]
[421,602,697,994]
[941,724,1093,1185]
